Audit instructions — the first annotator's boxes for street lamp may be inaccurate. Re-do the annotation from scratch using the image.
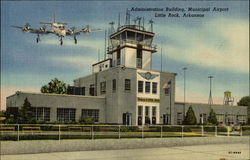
[183,67,187,121]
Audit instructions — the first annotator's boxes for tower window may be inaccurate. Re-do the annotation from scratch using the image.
[137,48,142,58]
[117,50,121,65]
[138,81,143,93]
[145,82,150,93]
[125,79,131,91]
[137,46,142,68]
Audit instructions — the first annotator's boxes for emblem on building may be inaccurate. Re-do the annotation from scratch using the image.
[138,72,159,80]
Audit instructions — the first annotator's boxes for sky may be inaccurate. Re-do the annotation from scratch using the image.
[1,1,249,110]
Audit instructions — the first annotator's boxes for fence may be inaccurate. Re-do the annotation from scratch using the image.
[0,124,249,141]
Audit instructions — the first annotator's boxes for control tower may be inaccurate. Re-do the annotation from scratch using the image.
[108,25,157,70]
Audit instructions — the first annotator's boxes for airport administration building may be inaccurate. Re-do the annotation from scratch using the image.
[6,24,248,125]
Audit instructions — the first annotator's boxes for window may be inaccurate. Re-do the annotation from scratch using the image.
[199,113,207,124]
[136,45,142,68]
[145,106,150,116]
[237,115,247,124]
[227,115,235,125]
[138,106,143,116]
[177,112,183,125]
[216,114,224,124]
[89,84,95,96]
[82,109,99,122]
[145,106,150,124]
[138,81,143,93]
[152,82,157,94]
[145,82,150,93]
[31,107,50,121]
[164,88,170,95]
[152,107,156,116]
[57,108,76,122]
[112,79,116,91]
[100,82,106,94]
[117,50,121,65]
[67,86,85,95]
[125,79,131,91]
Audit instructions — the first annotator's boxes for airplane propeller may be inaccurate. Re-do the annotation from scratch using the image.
[22,23,31,31]
[82,25,102,33]
[39,25,47,32]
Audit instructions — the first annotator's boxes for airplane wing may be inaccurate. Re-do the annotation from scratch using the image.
[11,25,24,29]
[66,30,81,36]
[12,24,53,34]
[29,28,53,34]
[81,25,102,33]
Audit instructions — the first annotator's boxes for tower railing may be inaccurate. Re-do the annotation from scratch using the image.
[109,40,157,52]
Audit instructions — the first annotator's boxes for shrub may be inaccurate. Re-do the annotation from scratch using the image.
[183,106,197,125]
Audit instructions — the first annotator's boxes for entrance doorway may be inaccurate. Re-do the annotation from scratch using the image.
[123,112,132,125]
[163,114,170,124]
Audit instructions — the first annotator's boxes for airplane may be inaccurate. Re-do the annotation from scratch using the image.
[12,16,102,45]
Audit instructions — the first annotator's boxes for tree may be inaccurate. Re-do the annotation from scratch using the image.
[41,78,67,94]
[0,110,6,124]
[238,96,250,124]
[207,109,218,125]
[18,98,36,124]
[183,106,197,125]
[237,96,250,106]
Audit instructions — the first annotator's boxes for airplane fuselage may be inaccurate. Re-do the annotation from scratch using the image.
[51,23,66,37]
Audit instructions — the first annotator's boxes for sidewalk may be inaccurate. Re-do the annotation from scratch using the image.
[1,143,249,160]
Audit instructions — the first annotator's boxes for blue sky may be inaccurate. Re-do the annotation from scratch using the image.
[1,1,249,110]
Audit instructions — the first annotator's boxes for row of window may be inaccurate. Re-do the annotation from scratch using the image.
[89,79,131,95]
[31,107,50,121]
[138,106,157,125]
[176,112,248,125]
[30,107,100,122]
[138,81,157,94]
[56,108,100,122]
[82,79,171,96]
[138,106,157,116]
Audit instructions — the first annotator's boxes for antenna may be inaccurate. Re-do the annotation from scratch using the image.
[118,13,121,30]
[137,17,142,29]
[142,17,145,30]
[161,41,163,72]
[125,9,130,25]
[149,19,154,32]
[133,17,137,25]
[109,22,115,34]
[53,13,56,23]
[104,30,107,60]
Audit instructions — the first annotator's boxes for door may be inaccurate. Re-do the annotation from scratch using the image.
[123,113,132,125]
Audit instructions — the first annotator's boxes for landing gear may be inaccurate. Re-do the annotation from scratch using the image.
[74,35,77,44]
[36,34,40,43]
[60,36,63,45]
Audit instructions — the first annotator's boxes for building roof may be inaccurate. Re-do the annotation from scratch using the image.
[7,91,105,99]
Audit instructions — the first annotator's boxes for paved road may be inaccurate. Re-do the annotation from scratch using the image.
[1,143,249,160]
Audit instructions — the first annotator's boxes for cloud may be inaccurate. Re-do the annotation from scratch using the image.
[157,18,249,73]
[49,56,98,72]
